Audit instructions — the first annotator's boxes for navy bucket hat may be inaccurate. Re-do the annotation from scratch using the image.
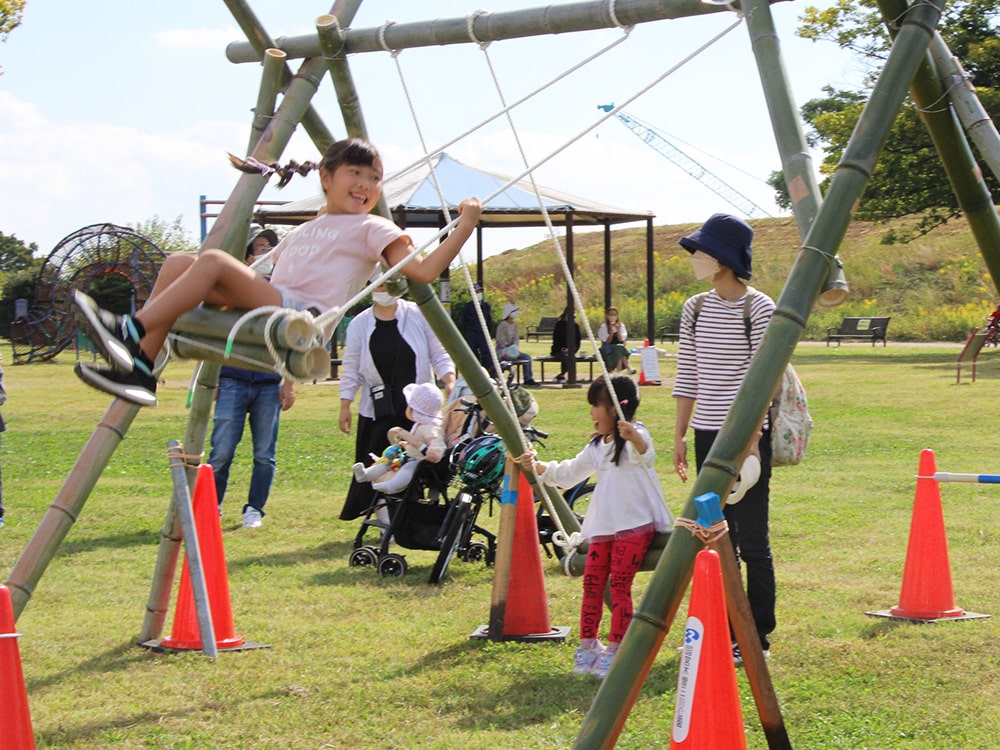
[678,213,754,281]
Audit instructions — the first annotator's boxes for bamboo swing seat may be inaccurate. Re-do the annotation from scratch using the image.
[167,305,330,381]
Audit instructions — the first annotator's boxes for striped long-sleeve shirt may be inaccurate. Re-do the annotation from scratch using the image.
[672,287,775,431]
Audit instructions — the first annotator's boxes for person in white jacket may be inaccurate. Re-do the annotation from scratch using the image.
[518,375,672,679]
[338,286,455,520]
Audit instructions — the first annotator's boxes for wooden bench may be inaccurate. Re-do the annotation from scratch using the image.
[525,316,558,342]
[826,316,890,346]
[658,316,681,343]
[534,354,598,383]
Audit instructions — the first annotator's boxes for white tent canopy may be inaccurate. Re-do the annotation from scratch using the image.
[254,152,653,228]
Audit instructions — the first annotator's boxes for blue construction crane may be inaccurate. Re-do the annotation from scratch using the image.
[598,104,773,220]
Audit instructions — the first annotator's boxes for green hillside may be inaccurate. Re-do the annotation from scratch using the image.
[460,212,999,342]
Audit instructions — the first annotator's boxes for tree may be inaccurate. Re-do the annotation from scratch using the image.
[0,0,25,43]
[777,0,1000,240]
[0,231,38,274]
[128,215,198,255]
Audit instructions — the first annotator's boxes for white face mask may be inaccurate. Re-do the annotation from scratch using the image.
[690,251,722,280]
[510,311,518,319]
[371,291,399,307]
[476,292,483,302]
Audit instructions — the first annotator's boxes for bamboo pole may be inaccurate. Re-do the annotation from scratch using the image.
[173,306,318,352]
[488,459,522,638]
[226,0,738,62]
[5,399,140,618]
[248,48,287,156]
[687,493,790,749]
[142,43,344,638]
[166,441,218,659]
[575,1,946,745]
[222,0,346,154]
[317,15,369,138]
[927,33,1000,184]
[168,335,329,381]
[882,6,1000,292]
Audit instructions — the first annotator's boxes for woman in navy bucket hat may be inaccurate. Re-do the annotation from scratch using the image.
[678,213,754,281]
[672,213,778,664]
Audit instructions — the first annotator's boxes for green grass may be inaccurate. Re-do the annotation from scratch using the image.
[3,342,1000,748]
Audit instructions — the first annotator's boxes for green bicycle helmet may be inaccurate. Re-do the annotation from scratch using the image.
[458,434,506,489]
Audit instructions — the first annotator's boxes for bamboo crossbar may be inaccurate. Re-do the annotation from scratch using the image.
[168,334,329,381]
[225,0,759,62]
[173,306,318,352]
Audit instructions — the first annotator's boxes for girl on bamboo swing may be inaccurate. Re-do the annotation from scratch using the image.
[71,137,482,407]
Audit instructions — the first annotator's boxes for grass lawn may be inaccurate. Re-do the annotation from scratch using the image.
[2,341,999,748]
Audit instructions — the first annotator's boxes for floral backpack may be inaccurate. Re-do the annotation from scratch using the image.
[692,289,812,466]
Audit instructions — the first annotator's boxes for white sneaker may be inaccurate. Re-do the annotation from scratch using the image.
[591,646,618,679]
[242,508,263,528]
[573,640,605,676]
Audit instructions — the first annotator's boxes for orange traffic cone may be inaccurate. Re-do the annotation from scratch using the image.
[0,585,37,749]
[891,449,963,619]
[503,470,552,636]
[161,465,245,650]
[472,470,569,642]
[670,549,746,749]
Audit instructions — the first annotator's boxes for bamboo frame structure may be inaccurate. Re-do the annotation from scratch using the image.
[5,0,1000,746]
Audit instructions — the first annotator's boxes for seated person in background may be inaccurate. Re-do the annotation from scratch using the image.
[551,305,581,383]
[496,302,539,387]
[353,382,446,500]
[598,306,634,374]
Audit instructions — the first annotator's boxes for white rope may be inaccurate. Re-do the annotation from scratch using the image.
[299,18,745,394]
[376,20,397,53]
[466,9,490,45]
[388,31,525,433]
[383,26,633,185]
[470,19,744,553]
[220,305,325,382]
[606,0,629,30]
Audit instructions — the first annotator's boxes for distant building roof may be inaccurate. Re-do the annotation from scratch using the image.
[254,152,653,228]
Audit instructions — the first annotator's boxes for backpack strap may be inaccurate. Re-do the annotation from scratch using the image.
[691,286,757,348]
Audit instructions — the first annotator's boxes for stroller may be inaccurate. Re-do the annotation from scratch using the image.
[348,398,504,583]
[348,370,548,583]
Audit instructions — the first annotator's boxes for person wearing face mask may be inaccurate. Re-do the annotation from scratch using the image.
[597,307,633,374]
[459,283,497,377]
[338,280,457,520]
[496,302,539,387]
[672,213,778,665]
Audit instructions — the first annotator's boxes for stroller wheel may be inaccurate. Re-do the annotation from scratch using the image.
[463,541,489,564]
[378,553,408,578]
[349,547,378,568]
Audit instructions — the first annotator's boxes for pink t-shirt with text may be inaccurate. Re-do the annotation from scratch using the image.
[269,212,407,312]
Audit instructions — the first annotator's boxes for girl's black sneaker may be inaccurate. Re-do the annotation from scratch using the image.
[75,362,157,407]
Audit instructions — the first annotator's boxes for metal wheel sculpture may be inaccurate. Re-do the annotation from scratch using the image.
[10,223,166,364]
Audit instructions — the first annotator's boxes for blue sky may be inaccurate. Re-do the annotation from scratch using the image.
[0,0,866,259]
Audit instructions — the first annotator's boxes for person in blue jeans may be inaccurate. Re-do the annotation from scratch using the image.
[208,226,295,529]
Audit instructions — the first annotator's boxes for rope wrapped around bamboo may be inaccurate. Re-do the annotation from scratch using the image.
[174,306,317,352]
[562,530,672,577]
[168,333,329,381]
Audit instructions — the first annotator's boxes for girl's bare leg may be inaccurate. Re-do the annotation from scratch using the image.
[135,249,282,360]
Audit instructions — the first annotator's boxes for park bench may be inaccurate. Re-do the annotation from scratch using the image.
[658,316,681,343]
[534,354,599,383]
[525,316,558,342]
[826,316,890,346]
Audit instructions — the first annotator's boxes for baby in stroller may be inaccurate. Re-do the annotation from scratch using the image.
[352,382,446,503]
